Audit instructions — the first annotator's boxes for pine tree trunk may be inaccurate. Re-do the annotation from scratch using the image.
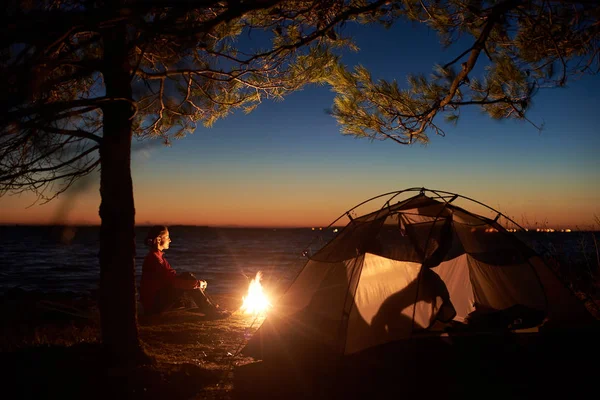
[98,23,147,365]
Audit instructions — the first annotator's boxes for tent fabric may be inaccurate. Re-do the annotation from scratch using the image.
[243,192,595,359]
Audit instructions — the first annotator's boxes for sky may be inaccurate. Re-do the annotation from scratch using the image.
[1,21,599,229]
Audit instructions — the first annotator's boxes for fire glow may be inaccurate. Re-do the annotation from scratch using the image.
[241,271,271,315]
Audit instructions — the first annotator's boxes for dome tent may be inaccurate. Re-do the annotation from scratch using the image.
[242,188,595,359]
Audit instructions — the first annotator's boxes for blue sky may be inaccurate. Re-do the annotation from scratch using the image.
[1,20,599,228]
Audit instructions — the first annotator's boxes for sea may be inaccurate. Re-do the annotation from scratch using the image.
[0,225,337,297]
[0,225,598,297]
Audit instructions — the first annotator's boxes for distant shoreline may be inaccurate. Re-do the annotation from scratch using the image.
[0,224,348,230]
[1,224,598,232]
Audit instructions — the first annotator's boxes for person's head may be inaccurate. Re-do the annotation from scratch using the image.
[145,225,171,251]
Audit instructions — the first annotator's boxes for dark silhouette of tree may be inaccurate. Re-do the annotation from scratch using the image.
[1,0,598,365]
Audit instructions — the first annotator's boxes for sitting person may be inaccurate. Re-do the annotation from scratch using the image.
[140,225,229,318]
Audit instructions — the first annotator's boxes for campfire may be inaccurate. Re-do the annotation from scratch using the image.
[240,271,271,315]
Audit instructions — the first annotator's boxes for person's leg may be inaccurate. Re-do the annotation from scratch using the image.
[150,286,185,314]
[186,288,230,317]
[187,288,217,310]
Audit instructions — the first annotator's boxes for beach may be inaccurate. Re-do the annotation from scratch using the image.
[2,290,264,399]
[3,288,600,400]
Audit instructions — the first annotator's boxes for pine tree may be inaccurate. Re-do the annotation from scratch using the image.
[0,0,390,365]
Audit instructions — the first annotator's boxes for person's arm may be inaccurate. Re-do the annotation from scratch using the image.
[161,258,197,290]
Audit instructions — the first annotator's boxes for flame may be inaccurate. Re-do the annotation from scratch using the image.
[241,272,271,315]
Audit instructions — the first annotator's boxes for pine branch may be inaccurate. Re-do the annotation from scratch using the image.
[411,0,524,137]
[0,144,100,182]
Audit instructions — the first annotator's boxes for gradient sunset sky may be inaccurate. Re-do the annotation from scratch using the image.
[1,22,599,229]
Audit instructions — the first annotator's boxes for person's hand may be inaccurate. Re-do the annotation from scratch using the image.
[198,280,207,290]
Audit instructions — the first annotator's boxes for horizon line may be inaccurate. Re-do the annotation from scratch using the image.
[0,223,598,232]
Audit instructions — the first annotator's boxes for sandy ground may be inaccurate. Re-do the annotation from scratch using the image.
[138,294,266,398]
[1,291,264,399]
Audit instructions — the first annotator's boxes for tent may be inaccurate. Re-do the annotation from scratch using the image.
[242,188,595,359]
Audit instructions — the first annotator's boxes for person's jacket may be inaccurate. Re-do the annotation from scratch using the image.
[140,250,196,311]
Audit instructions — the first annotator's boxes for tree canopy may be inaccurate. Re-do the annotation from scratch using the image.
[328,0,599,144]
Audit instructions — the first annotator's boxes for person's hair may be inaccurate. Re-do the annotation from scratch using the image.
[145,225,168,247]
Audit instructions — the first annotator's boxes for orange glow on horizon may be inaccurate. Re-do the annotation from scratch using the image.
[0,186,598,230]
